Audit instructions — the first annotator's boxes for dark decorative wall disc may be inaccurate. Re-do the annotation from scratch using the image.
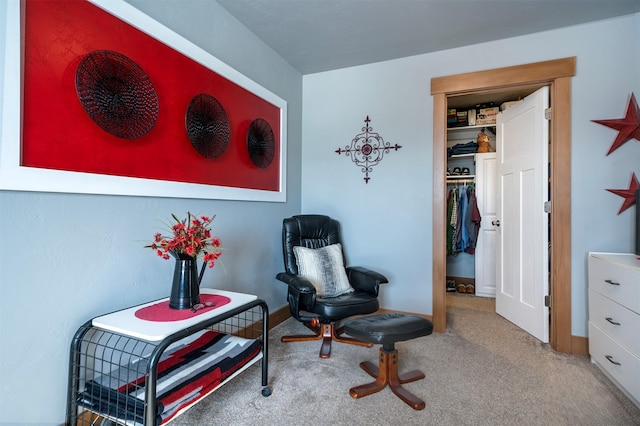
[247,118,275,168]
[75,50,159,139]
[185,94,230,158]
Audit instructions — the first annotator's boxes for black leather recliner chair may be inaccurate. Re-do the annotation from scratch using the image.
[276,214,388,358]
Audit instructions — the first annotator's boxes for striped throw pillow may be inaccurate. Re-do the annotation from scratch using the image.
[293,243,353,298]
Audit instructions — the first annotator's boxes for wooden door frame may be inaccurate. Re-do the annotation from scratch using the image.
[431,57,576,353]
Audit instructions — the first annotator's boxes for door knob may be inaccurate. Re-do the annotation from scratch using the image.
[492,220,500,227]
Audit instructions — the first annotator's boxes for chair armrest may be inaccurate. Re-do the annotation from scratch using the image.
[275,272,319,322]
[275,272,317,294]
[346,266,388,296]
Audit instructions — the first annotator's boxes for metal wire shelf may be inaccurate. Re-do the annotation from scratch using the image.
[67,299,269,426]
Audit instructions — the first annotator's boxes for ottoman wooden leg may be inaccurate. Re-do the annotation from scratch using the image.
[349,348,426,410]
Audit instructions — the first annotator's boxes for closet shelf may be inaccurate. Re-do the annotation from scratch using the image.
[447,124,496,133]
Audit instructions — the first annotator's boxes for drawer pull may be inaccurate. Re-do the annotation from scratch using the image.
[605,355,621,366]
[604,279,620,286]
[605,317,621,326]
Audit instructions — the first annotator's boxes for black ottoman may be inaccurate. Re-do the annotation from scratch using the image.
[344,312,433,410]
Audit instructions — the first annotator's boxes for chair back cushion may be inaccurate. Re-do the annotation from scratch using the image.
[293,243,353,297]
[282,215,342,275]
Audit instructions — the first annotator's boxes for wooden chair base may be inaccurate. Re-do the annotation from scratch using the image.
[349,347,426,410]
[281,322,373,358]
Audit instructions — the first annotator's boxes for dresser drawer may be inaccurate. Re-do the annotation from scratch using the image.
[589,289,640,355]
[588,254,640,314]
[589,322,640,402]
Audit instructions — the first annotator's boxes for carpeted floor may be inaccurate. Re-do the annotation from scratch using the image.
[170,295,640,425]
[446,291,496,312]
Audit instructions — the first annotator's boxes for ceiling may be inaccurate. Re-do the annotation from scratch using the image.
[216,0,640,75]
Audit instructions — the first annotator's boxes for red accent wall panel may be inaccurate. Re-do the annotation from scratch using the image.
[22,0,281,191]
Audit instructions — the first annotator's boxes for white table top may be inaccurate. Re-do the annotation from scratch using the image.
[91,289,258,341]
[590,252,640,271]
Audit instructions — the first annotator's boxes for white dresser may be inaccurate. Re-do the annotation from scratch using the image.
[588,252,640,408]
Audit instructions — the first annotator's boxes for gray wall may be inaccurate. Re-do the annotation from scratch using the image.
[0,0,302,423]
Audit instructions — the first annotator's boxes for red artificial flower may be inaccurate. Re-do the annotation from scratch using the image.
[146,212,223,267]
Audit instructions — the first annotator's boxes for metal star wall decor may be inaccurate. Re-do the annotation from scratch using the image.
[606,172,639,214]
[335,116,402,183]
[592,93,640,155]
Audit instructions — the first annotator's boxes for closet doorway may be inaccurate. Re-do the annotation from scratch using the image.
[431,57,577,354]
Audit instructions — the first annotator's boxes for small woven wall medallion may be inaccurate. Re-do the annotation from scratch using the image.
[247,118,275,168]
[75,50,159,139]
[185,94,230,158]
[336,116,402,183]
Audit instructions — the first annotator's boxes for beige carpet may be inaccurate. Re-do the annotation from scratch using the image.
[170,295,640,425]
[446,291,496,312]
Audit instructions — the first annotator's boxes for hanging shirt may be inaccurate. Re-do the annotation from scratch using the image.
[448,188,460,255]
[456,187,469,253]
[447,188,455,255]
[465,187,482,254]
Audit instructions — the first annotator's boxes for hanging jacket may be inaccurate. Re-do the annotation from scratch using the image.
[456,187,469,253]
[465,187,482,254]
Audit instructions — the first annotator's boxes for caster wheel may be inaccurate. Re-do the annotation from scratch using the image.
[261,386,272,397]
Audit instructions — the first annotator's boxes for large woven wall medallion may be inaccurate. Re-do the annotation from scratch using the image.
[335,116,402,183]
[75,50,159,139]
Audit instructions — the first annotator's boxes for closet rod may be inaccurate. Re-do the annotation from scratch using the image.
[446,179,474,184]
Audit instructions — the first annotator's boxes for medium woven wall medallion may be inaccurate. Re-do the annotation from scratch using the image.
[75,50,159,139]
[336,116,402,183]
[185,94,230,158]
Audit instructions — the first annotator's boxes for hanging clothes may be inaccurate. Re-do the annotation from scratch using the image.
[446,184,481,256]
[456,186,469,253]
[447,187,459,255]
[447,189,455,255]
[464,187,482,254]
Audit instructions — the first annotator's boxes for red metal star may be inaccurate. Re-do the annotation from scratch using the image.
[592,93,640,155]
[606,172,639,214]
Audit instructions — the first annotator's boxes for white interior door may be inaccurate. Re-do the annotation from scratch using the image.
[495,86,550,343]
[474,152,497,297]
